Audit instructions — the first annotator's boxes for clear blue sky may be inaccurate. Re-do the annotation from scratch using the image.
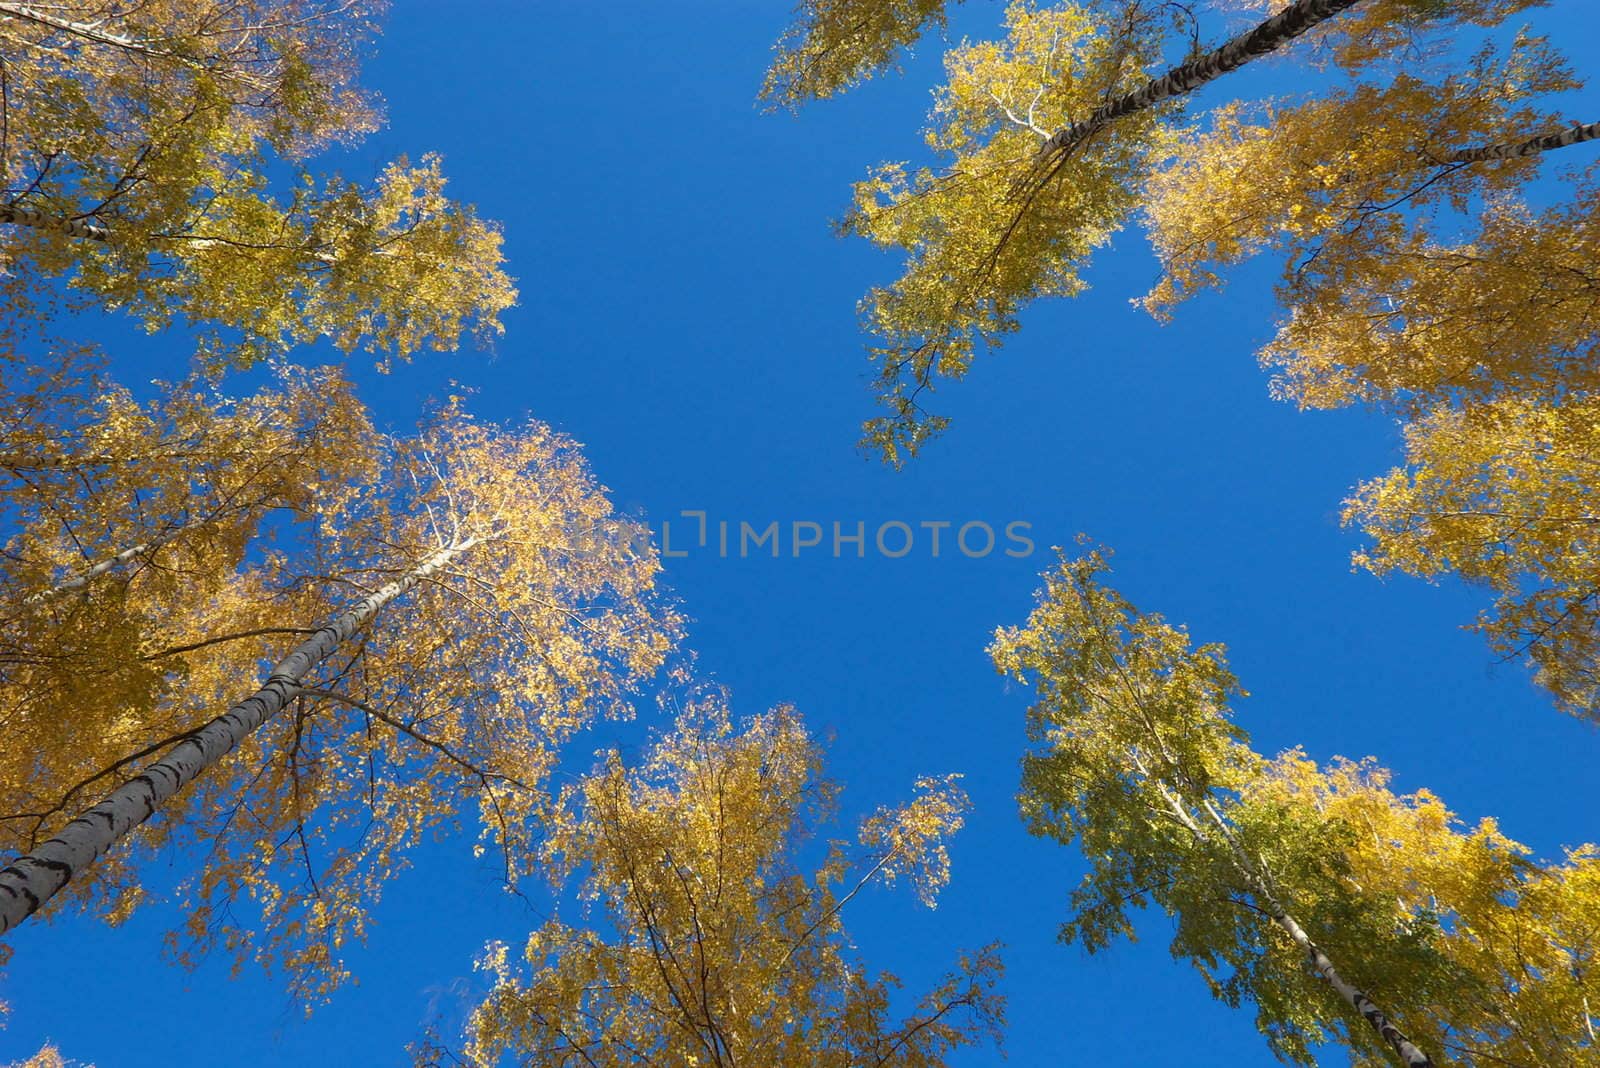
[5,2,1600,1064]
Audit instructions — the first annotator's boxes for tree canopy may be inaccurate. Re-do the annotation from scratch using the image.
[440,698,1004,1068]
[0,0,515,367]
[996,545,1600,1066]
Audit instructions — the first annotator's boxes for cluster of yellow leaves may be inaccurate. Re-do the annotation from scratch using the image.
[1129,7,1598,716]
[451,698,1003,1067]
[0,0,515,366]
[2,1044,85,1068]
[848,1,1165,462]
[1251,753,1600,1067]
[996,546,1600,1065]
[858,773,967,907]
[1347,393,1600,718]
[1140,34,1577,327]
[807,0,1596,713]
[779,0,1553,460]
[1266,182,1599,412]
[134,154,515,369]
[763,0,956,108]
[0,365,378,929]
[0,0,690,1034]
[991,544,1257,827]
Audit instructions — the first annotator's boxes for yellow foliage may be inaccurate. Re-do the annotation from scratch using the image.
[3,1044,85,1068]
[999,547,1600,1064]
[848,1,1164,462]
[452,698,1003,1067]
[1347,393,1600,718]
[0,376,681,1001]
[1252,752,1600,1067]
[0,1,516,366]
[762,0,955,107]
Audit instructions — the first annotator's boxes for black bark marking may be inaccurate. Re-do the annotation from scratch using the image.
[1039,0,1366,162]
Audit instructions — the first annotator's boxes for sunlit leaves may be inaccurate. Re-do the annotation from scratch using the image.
[1347,394,1600,719]
[763,0,955,107]
[453,698,1003,1067]
[849,2,1163,463]
[0,378,680,1000]
[0,1,515,366]
[996,547,1600,1063]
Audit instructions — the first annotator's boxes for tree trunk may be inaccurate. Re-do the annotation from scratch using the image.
[20,497,278,607]
[1265,899,1432,1067]
[1143,769,1434,1067]
[1446,119,1600,163]
[21,536,163,607]
[21,515,219,607]
[1190,797,1433,1067]
[0,203,109,242]
[0,2,271,88]
[0,537,477,936]
[0,3,171,57]
[1038,0,1367,161]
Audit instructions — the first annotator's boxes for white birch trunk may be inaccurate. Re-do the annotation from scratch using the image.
[0,203,110,242]
[21,500,272,606]
[1446,119,1600,163]
[1265,898,1433,1067]
[1192,799,1433,1067]
[21,537,161,606]
[1038,0,1366,160]
[0,3,172,57]
[0,538,476,935]
[0,1,272,90]
[1144,766,1434,1067]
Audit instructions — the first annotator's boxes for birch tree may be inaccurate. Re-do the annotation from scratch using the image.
[766,0,1587,461]
[773,0,1600,716]
[993,545,1600,1065]
[0,363,379,922]
[1139,34,1600,716]
[431,697,1004,1067]
[0,395,680,1001]
[0,0,515,367]
[1250,753,1600,1066]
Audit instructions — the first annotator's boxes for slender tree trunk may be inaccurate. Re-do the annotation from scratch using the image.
[20,498,276,607]
[1263,896,1432,1067]
[0,204,110,241]
[0,537,477,936]
[0,3,172,57]
[1039,0,1366,160]
[1445,119,1600,163]
[0,450,224,473]
[1143,767,1433,1067]
[1192,799,1432,1067]
[21,515,215,607]
[0,1,271,90]
[21,536,165,607]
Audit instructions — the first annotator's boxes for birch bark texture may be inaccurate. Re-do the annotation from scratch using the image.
[0,539,475,935]
[0,204,110,241]
[1037,0,1368,161]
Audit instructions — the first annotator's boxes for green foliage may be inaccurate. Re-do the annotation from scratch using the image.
[996,546,1600,1064]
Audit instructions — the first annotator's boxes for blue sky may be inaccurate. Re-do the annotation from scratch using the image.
[5,1,1600,1064]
